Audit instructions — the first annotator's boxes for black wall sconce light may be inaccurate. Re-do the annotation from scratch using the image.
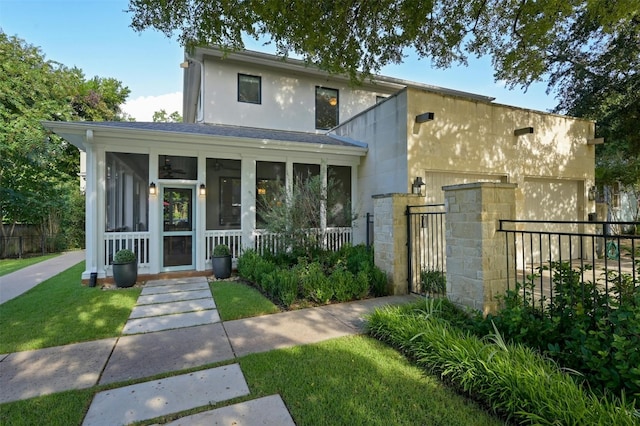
[415,112,435,123]
[588,186,597,201]
[411,177,425,196]
[514,127,534,137]
[149,182,157,196]
[199,183,206,196]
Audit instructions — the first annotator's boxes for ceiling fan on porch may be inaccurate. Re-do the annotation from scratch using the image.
[160,156,186,179]
[212,159,241,171]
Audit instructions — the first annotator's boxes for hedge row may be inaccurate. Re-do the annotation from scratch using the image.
[366,300,639,425]
[237,244,388,307]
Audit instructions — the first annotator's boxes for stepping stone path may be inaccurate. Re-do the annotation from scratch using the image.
[83,276,295,425]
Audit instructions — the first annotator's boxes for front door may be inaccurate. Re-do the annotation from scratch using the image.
[162,186,195,271]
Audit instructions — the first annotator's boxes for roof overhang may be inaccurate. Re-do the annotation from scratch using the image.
[183,46,496,109]
[41,121,368,158]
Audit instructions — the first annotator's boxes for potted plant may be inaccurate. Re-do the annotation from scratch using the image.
[112,249,138,288]
[212,244,232,279]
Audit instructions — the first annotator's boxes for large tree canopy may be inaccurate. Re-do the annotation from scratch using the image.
[129,0,639,200]
[0,32,130,245]
[128,0,638,89]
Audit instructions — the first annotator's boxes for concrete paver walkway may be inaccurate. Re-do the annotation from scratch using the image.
[0,270,417,425]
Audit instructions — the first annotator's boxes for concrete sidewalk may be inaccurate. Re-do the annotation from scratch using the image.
[0,275,417,424]
[0,250,85,304]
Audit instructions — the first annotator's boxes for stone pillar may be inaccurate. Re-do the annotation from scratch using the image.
[443,183,516,315]
[372,193,423,295]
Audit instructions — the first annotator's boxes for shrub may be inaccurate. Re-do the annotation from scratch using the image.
[367,301,639,425]
[299,261,333,304]
[113,249,136,264]
[274,268,299,307]
[213,244,230,256]
[475,262,640,402]
[420,269,446,294]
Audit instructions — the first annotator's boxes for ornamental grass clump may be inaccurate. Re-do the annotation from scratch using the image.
[366,300,639,425]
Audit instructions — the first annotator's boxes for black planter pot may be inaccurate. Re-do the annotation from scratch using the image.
[112,261,138,288]
[212,255,232,279]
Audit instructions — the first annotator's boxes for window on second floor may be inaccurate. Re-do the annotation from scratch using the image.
[238,74,261,104]
[315,86,338,130]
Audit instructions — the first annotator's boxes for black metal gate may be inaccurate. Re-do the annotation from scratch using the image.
[406,204,446,295]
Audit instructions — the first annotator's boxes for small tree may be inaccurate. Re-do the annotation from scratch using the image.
[258,173,355,256]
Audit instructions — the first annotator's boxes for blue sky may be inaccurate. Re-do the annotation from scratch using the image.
[1,0,558,121]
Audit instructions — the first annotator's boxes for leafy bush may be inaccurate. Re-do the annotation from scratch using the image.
[113,249,136,264]
[420,269,446,294]
[271,268,299,307]
[299,260,333,304]
[367,301,639,425]
[474,262,640,402]
[237,244,388,307]
[213,244,230,256]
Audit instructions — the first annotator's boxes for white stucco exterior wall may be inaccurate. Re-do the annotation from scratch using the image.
[200,56,397,132]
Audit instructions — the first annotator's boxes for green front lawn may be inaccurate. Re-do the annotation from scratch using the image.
[0,253,60,277]
[0,336,504,426]
[0,262,139,353]
[210,280,280,320]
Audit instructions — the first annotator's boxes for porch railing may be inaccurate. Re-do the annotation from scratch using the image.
[253,227,352,255]
[104,232,150,267]
[204,229,243,259]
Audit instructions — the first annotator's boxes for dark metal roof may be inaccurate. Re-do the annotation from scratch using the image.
[76,121,365,148]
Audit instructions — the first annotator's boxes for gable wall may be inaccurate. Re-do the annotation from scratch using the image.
[405,88,596,221]
[200,56,397,132]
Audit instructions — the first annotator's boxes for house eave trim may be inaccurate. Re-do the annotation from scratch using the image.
[41,121,368,157]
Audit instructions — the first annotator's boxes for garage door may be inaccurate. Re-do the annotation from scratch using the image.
[522,178,582,263]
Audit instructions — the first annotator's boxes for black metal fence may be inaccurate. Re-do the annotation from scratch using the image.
[498,220,639,311]
[366,213,374,249]
[0,234,64,259]
[406,204,446,295]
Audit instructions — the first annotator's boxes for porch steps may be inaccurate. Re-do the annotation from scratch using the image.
[136,289,212,305]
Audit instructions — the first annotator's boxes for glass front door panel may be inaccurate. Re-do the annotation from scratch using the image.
[162,187,194,269]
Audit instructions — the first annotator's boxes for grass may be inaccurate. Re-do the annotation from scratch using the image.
[0,266,505,425]
[0,253,60,277]
[0,336,504,426]
[239,335,503,426]
[0,262,140,353]
[210,280,280,320]
[0,389,93,426]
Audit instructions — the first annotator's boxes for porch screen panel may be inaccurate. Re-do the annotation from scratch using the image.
[293,163,321,228]
[105,152,149,232]
[256,161,285,228]
[205,158,241,230]
[327,165,352,227]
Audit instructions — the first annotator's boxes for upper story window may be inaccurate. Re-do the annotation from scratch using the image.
[238,74,261,104]
[315,86,338,130]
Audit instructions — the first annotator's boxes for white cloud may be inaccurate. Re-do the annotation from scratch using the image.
[122,92,183,122]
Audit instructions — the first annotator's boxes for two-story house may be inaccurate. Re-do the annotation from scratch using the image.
[43,46,596,283]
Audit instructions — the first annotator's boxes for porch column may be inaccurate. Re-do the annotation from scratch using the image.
[148,151,160,275]
[241,156,256,253]
[372,193,423,294]
[195,155,207,271]
[83,143,99,281]
[443,182,516,315]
